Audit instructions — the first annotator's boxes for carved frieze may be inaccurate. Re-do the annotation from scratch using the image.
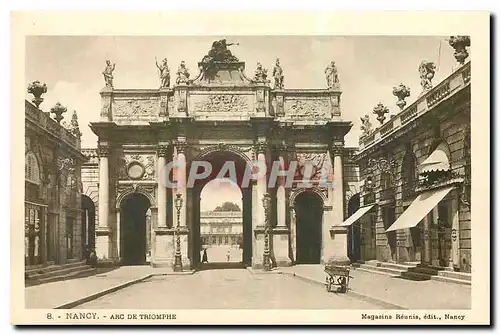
[294,152,327,180]
[285,99,330,119]
[118,154,156,181]
[113,99,158,121]
[190,94,252,114]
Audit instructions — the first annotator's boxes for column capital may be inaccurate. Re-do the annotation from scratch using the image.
[174,141,188,154]
[330,145,343,156]
[254,141,268,155]
[97,143,111,157]
[156,144,170,157]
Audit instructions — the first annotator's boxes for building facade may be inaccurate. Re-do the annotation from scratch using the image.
[25,83,87,269]
[82,40,357,269]
[343,38,471,274]
[200,211,243,247]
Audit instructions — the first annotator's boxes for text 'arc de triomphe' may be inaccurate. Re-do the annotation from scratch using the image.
[87,41,354,269]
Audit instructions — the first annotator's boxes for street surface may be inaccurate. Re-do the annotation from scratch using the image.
[77,269,383,309]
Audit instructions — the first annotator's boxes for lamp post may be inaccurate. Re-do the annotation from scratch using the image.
[173,193,183,272]
[262,193,272,271]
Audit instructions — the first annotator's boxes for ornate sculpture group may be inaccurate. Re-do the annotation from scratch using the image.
[99,41,343,91]
[360,114,373,136]
[176,61,190,85]
[419,61,436,91]
[254,62,268,83]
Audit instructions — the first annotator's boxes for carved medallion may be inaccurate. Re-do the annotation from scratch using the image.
[118,154,155,180]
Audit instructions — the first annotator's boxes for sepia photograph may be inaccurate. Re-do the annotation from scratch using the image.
[11,11,490,325]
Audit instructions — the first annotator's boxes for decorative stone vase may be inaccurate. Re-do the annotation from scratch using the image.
[392,83,411,110]
[27,81,48,108]
[449,36,471,65]
[373,102,389,124]
[50,102,67,124]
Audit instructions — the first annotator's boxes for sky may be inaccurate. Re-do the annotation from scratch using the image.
[24,36,462,210]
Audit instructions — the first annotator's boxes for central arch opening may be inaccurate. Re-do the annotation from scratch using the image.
[295,191,323,264]
[120,193,151,265]
[190,151,253,270]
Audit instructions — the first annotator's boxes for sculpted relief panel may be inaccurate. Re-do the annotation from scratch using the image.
[189,94,253,116]
[294,152,328,181]
[285,98,331,120]
[117,154,156,181]
[113,98,158,123]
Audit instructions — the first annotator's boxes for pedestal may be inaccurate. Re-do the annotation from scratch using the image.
[151,228,175,268]
[326,226,350,265]
[272,227,292,267]
[95,227,113,263]
[252,226,266,269]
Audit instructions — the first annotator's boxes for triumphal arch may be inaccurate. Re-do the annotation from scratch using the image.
[85,40,353,269]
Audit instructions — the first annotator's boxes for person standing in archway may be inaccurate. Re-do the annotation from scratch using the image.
[202,248,208,263]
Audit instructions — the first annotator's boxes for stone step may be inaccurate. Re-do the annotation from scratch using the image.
[30,267,97,285]
[364,260,416,271]
[431,275,471,286]
[25,260,86,277]
[358,264,404,276]
[28,264,93,280]
[437,270,472,281]
[354,266,399,277]
[409,266,441,276]
[400,270,431,281]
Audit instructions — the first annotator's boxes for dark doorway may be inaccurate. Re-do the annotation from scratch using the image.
[81,195,96,259]
[295,192,323,264]
[347,194,361,262]
[382,206,397,261]
[120,193,151,265]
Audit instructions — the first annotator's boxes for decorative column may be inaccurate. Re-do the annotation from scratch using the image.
[96,143,112,261]
[328,145,350,264]
[174,141,189,269]
[273,146,292,266]
[251,141,269,269]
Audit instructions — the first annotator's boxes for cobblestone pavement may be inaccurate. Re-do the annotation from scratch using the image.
[77,269,383,309]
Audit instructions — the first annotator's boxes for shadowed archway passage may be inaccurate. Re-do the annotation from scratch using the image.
[295,192,323,264]
[120,193,151,265]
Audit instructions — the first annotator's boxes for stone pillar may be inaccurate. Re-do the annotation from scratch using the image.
[157,144,169,228]
[422,213,432,265]
[96,143,112,261]
[326,146,349,264]
[451,192,460,269]
[273,152,291,266]
[431,206,439,266]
